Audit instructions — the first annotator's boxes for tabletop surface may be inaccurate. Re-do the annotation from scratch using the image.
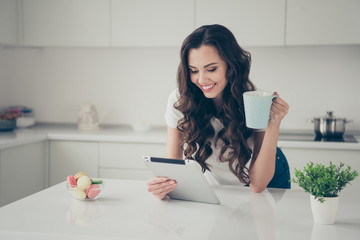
[0,179,359,240]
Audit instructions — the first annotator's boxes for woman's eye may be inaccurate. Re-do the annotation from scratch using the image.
[207,68,216,72]
[189,69,198,74]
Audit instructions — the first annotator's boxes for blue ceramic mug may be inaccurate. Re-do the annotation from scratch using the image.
[243,91,277,129]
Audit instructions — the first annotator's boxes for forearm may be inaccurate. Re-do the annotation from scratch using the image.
[249,123,280,192]
[248,93,289,192]
[166,126,184,159]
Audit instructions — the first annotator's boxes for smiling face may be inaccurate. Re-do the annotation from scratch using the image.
[188,45,228,104]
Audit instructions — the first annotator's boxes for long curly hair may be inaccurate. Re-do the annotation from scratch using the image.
[175,24,256,184]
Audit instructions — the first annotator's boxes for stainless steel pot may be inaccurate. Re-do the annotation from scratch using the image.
[309,111,352,137]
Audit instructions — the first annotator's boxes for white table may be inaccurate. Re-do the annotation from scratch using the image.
[0,179,359,240]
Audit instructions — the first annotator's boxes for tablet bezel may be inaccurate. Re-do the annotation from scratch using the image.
[143,156,220,205]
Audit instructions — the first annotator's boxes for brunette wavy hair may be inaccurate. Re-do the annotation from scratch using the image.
[175,24,256,184]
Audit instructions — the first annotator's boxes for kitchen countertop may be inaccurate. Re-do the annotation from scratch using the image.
[0,179,359,240]
[0,123,167,150]
[0,123,359,150]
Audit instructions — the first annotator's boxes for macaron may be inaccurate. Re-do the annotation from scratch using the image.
[72,187,86,199]
[91,179,103,185]
[86,184,101,199]
[74,172,87,181]
[67,175,77,187]
[77,175,92,190]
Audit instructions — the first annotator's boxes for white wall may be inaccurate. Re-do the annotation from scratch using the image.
[2,45,360,131]
[248,45,360,131]
[2,47,179,126]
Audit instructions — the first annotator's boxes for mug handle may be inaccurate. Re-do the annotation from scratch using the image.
[272,92,278,101]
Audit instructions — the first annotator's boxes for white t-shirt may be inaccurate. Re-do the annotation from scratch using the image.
[164,89,259,186]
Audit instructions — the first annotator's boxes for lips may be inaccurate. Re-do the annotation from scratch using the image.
[201,83,216,92]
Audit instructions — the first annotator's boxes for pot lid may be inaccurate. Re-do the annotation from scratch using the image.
[314,111,346,120]
[325,111,336,119]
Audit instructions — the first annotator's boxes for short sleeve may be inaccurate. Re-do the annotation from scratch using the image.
[255,128,266,132]
[164,89,184,129]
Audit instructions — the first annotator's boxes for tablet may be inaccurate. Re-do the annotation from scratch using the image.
[143,156,220,205]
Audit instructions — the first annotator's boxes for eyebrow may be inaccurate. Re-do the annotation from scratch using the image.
[188,63,218,68]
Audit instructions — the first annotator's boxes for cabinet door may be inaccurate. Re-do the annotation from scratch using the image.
[99,168,154,181]
[111,0,195,47]
[196,0,286,46]
[281,148,360,192]
[0,0,19,45]
[98,142,165,180]
[50,141,98,186]
[0,141,46,207]
[22,0,110,47]
[286,0,360,45]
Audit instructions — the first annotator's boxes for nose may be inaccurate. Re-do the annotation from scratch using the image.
[198,70,207,84]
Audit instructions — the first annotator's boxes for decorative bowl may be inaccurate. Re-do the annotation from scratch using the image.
[67,180,104,200]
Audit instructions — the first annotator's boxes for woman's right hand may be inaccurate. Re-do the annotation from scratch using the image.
[146,177,178,200]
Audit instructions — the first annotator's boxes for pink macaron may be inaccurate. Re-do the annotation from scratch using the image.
[86,184,101,199]
[67,175,77,187]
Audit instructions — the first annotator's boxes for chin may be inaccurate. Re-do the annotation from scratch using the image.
[203,93,220,100]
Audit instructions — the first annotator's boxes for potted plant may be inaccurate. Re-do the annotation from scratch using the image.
[291,162,358,224]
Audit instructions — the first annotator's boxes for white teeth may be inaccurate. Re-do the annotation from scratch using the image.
[202,84,215,90]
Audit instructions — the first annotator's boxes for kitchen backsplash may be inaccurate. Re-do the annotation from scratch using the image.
[0,45,359,131]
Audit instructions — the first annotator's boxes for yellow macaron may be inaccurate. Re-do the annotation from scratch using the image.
[77,176,92,190]
[72,187,86,199]
[74,172,87,181]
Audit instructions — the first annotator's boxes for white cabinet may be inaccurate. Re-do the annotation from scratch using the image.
[98,142,165,180]
[196,0,286,46]
[49,140,165,184]
[22,0,110,47]
[281,147,360,193]
[0,141,47,207]
[0,0,20,45]
[13,0,360,47]
[286,0,360,45]
[49,141,98,186]
[110,0,195,47]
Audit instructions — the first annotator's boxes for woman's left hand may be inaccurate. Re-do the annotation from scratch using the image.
[269,92,289,127]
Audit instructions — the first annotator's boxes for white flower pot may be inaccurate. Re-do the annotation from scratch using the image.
[310,195,339,224]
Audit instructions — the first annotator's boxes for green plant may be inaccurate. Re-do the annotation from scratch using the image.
[291,162,358,203]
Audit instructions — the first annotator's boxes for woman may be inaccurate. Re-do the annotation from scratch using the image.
[147,24,289,199]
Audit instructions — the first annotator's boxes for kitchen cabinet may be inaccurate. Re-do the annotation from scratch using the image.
[0,141,47,207]
[22,0,110,47]
[0,0,20,45]
[196,0,286,46]
[49,141,98,186]
[49,139,165,184]
[110,0,195,47]
[98,142,165,180]
[11,0,360,48]
[286,0,360,45]
[281,147,360,192]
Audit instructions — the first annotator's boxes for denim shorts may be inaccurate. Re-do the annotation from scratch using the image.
[267,147,291,189]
